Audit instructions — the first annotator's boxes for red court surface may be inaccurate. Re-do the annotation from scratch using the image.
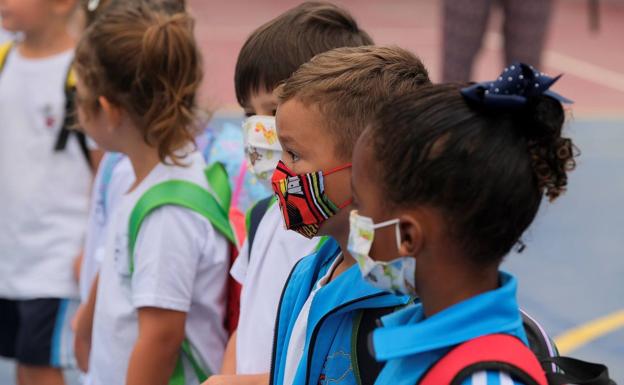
[189,0,624,118]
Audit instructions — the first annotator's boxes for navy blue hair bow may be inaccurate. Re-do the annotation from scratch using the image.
[460,62,572,109]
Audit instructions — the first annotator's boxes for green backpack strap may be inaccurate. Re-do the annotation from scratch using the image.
[0,42,13,72]
[204,162,231,213]
[169,339,210,385]
[128,179,236,273]
[128,179,234,384]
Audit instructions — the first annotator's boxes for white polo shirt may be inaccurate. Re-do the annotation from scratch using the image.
[230,203,321,374]
[0,47,91,300]
[89,151,228,385]
[80,154,134,302]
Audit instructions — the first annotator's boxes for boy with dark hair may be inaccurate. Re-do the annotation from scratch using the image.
[210,2,373,384]
[269,45,430,385]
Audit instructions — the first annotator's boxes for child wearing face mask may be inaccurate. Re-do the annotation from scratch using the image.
[210,4,374,383]
[347,65,582,384]
[267,46,430,385]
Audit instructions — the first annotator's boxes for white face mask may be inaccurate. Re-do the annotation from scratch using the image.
[347,210,417,296]
[242,115,283,185]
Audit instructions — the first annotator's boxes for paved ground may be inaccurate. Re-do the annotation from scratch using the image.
[2,0,623,383]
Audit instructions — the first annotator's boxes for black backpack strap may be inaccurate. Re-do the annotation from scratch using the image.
[543,356,616,385]
[246,196,274,258]
[352,306,398,385]
[520,309,561,375]
[53,65,93,169]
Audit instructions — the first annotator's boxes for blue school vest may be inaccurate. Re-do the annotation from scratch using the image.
[371,272,528,385]
[270,238,409,385]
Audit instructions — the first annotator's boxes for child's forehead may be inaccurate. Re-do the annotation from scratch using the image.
[277,98,352,162]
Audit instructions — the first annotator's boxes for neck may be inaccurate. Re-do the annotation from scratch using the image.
[19,23,74,58]
[125,140,161,192]
[326,221,356,281]
[420,261,499,318]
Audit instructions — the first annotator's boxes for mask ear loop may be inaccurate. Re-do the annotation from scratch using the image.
[372,218,401,250]
[323,163,352,176]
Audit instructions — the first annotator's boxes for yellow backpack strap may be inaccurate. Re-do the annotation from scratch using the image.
[65,66,76,91]
[0,42,14,73]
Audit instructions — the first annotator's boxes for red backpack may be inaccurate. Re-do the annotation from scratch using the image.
[419,318,615,385]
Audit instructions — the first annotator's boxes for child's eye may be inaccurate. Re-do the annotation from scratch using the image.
[288,151,300,163]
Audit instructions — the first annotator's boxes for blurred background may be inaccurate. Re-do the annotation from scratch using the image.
[1,0,623,383]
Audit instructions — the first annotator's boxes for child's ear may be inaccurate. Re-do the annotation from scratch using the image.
[398,215,424,257]
[98,96,121,132]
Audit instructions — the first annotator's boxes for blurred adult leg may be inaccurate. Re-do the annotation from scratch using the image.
[502,0,553,68]
[442,0,493,82]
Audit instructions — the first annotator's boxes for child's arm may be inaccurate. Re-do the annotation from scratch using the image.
[220,330,238,374]
[203,374,269,385]
[126,307,186,385]
[74,273,99,372]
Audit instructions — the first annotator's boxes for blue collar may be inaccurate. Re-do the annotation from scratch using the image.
[371,272,526,361]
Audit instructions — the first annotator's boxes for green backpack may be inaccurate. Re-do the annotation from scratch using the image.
[127,162,237,385]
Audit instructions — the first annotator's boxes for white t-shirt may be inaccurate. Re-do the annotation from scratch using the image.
[89,151,229,385]
[79,154,134,302]
[230,203,321,374]
[282,254,342,385]
[0,47,91,299]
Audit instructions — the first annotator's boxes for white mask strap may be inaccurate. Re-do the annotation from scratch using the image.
[371,218,402,251]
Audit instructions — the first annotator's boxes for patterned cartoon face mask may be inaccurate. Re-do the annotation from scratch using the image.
[271,160,352,238]
[347,210,416,296]
[242,115,283,185]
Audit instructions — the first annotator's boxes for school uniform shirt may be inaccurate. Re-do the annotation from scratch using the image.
[80,154,134,302]
[89,151,228,385]
[0,48,91,300]
[370,272,528,385]
[230,203,321,374]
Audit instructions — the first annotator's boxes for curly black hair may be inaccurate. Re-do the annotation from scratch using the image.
[368,83,577,264]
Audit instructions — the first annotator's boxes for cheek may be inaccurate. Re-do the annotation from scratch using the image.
[323,171,351,205]
[369,226,400,262]
[3,1,42,30]
[78,110,109,146]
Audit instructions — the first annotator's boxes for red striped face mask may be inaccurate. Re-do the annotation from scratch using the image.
[271,160,352,238]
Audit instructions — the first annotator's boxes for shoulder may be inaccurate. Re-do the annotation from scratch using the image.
[459,370,527,385]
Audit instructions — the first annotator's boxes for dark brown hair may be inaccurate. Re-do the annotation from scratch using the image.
[75,1,202,164]
[368,84,577,264]
[234,1,374,107]
[277,45,430,159]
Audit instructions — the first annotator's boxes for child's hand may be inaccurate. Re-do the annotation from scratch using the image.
[73,304,90,372]
[73,252,83,283]
[202,374,269,385]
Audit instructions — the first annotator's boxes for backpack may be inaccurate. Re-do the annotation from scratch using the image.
[245,195,277,257]
[418,309,616,385]
[354,308,615,385]
[0,42,92,168]
[127,162,240,385]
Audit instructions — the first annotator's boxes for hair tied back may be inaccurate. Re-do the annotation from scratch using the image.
[460,62,573,110]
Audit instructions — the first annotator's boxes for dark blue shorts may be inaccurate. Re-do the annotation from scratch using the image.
[0,298,75,368]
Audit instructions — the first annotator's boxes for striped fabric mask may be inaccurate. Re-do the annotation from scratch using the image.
[271,160,352,238]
